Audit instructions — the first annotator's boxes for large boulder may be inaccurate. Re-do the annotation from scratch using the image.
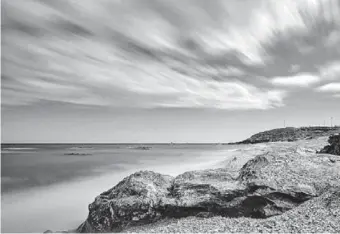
[76,141,340,233]
[77,171,174,232]
[318,134,340,156]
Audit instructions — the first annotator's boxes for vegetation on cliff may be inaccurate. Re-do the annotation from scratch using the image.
[318,134,340,156]
[231,126,340,144]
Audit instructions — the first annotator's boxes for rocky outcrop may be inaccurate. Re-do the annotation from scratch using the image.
[318,134,340,156]
[125,186,340,233]
[77,171,173,232]
[76,140,340,233]
[232,126,340,144]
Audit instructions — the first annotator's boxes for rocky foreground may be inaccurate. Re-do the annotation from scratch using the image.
[72,136,340,233]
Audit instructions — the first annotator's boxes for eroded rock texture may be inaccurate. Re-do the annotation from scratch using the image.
[77,171,173,232]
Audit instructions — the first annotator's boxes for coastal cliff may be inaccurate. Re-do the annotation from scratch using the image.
[231,126,340,144]
[74,137,340,233]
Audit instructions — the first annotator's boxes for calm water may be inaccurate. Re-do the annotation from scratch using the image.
[1,143,241,232]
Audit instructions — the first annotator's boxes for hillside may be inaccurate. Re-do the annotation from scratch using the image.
[231,126,340,144]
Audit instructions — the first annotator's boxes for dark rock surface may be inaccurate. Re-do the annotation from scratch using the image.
[125,186,340,233]
[318,134,340,156]
[231,126,340,144]
[63,153,92,156]
[75,139,340,233]
[133,146,152,150]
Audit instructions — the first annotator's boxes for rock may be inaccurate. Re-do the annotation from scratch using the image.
[63,153,92,156]
[129,146,152,150]
[238,154,269,181]
[195,212,216,218]
[232,126,340,144]
[75,140,340,233]
[124,186,340,233]
[43,230,70,233]
[318,134,340,156]
[77,171,173,232]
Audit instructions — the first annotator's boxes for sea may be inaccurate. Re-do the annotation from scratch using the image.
[1,143,243,233]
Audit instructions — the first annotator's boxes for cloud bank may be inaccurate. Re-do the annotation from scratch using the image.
[2,0,340,109]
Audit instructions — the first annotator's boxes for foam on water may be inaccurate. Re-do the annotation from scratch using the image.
[3,147,37,150]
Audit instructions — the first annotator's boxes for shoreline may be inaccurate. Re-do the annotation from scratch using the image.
[1,147,241,233]
[3,127,339,233]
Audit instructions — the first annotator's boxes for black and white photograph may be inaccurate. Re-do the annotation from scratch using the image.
[1,0,340,233]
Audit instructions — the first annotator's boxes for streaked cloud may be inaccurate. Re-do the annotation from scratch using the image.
[2,0,340,109]
[1,36,286,109]
[270,74,320,87]
[316,82,340,92]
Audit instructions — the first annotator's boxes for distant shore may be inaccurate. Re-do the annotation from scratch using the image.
[228,126,340,144]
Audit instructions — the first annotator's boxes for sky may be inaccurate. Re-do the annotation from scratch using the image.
[1,0,340,143]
